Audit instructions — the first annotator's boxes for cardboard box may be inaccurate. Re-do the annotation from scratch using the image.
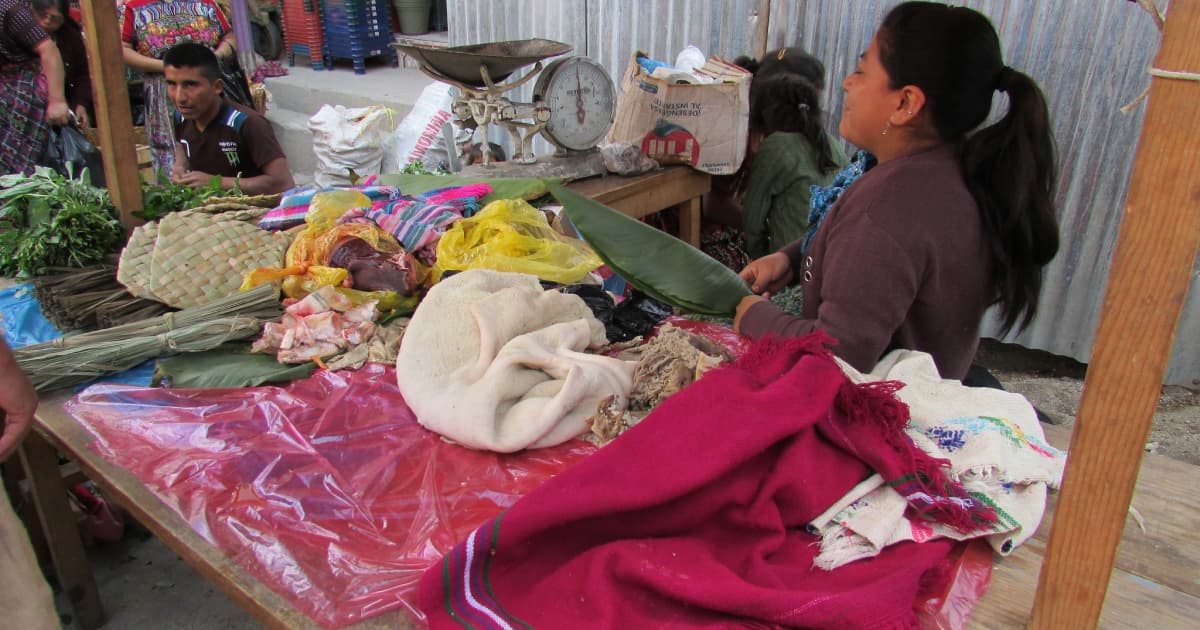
[606,52,751,175]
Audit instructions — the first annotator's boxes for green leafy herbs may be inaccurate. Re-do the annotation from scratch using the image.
[549,183,751,317]
[134,171,237,222]
[0,167,123,277]
[400,160,434,175]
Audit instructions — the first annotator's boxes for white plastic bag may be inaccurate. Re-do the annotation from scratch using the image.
[308,104,395,187]
[381,82,456,173]
[675,45,707,75]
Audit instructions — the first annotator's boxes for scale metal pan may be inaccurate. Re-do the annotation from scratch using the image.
[393,39,573,87]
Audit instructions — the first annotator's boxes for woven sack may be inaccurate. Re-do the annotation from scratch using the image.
[116,222,159,299]
[148,212,288,308]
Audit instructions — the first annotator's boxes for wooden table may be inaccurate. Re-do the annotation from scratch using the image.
[18,391,413,630]
[22,392,1198,629]
[566,165,711,248]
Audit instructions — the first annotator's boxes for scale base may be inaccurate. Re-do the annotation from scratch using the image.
[459,148,607,181]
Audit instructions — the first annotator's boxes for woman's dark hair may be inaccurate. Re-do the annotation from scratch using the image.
[30,0,73,24]
[162,42,222,82]
[30,0,64,13]
[878,1,1060,334]
[743,47,838,174]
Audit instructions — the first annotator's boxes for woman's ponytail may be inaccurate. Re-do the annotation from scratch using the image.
[960,67,1060,334]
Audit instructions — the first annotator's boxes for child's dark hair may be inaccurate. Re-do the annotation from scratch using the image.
[878,1,1060,334]
[745,48,838,174]
[162,42,222,82]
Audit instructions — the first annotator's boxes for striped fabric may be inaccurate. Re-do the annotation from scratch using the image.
[436,514,527,630]
[256,176,401,231]
[338,183,493,255]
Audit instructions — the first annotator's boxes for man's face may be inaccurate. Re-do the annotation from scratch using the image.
[35,7,64,32]
[165,65,222,120]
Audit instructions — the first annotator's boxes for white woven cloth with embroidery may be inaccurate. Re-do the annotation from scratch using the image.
[807,350,1067,570]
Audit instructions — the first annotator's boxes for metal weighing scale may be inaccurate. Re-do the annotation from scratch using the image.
[392,39,617,177]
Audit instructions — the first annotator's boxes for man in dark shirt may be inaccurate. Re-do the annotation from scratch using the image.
[164,43,294,195]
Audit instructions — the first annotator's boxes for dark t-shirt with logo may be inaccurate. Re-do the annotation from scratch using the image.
[174,100,284,179]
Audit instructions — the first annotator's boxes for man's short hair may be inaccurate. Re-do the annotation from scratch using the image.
[163,43,221,82]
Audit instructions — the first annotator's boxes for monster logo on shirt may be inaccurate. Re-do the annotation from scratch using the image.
[219,139,240,168]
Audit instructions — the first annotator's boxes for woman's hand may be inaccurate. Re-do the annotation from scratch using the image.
[739,252,793,297]
[0,341,37,462]
[732,294,768,334]
[74,105,89,129]
[45,99,70,126]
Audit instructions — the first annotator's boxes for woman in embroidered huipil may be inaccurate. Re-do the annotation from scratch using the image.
[120,0,236,174]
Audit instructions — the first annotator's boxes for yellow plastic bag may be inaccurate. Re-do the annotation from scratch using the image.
[242,190,416,311]
[286,191,402,268]
[434,199,603,283]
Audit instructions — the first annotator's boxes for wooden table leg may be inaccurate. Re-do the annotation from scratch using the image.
[18,432,105,629]
[677,196,702,249]
[3,456,50,565]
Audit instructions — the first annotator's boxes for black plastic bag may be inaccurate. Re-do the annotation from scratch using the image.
[560,285,672,343]
[41,125,106,187]
[219,55,256,110]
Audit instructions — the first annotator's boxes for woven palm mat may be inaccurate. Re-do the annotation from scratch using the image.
[116,221,159,299]
[122,212,288,309]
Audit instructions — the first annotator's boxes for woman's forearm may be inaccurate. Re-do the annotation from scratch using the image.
[122,45,164,73]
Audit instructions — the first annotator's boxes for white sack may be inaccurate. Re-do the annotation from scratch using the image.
[381,82,456,173]
[309,104,394,187]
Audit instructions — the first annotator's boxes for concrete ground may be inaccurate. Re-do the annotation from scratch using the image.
[38,338,1197,628]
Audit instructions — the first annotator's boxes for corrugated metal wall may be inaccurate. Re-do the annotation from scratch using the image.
[446,0,1198,385]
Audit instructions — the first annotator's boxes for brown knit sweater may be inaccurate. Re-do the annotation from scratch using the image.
[738,143,991,379]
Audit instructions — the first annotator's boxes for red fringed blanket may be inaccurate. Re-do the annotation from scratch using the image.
[418,335,993,629]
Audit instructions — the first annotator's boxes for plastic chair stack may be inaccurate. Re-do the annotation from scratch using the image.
[320,0,399,74]
[282,0,326,70]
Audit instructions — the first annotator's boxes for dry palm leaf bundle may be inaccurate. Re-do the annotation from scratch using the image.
[33,266,173,331]
[94,298,171,330]
[16,317,266,391]
[16,284,282,391]
[33,266,122,330]
[549,184,751,317]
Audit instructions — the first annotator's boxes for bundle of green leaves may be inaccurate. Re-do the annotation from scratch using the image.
[0,167,123,277]
[135,171,239,222]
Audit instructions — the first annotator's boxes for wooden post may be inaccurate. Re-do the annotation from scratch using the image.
[78,0,143,227]
[1029,1,1200,627]
[18,432,105,629]
[753,0,771,61]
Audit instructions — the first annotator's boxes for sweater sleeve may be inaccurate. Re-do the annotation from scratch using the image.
[741,134,816,259]
[739,202,924,373]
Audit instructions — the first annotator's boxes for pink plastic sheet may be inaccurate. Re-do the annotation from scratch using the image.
[67,320,990,629]
[67,363,596,628]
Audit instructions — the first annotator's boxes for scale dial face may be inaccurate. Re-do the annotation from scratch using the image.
[534,57,616,152]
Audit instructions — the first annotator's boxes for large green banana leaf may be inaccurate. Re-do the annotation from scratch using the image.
[375,174,559,204]
[152,344,315,388]
[550,183,750,317]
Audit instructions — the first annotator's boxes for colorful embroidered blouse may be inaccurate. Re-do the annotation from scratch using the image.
[120,0,229,58]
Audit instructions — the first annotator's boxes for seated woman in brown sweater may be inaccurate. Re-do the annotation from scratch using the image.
[733,1,1060,380]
